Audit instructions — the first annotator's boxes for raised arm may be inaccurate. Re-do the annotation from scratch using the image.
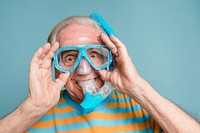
[99,33,200,132]
[0,42,69,133]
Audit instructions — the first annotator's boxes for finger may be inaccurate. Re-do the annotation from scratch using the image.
[42,43,51,53]
[54,72,70,90]
[30,47,44,69]
[42,42,59,69]
[31,47,43,62]
[110,34,129,58]
[30,43,51,66]
[36,43,51,59]
[100,33,118,55]
[99,69,112,82]
[110,34,125,49]
[40,43,51,60]
[37,43,52,66]
[97,32,103,44]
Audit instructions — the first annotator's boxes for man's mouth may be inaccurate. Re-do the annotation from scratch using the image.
[75,77,98,88]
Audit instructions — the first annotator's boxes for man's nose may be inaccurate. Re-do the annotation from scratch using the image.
[76,58,92,75]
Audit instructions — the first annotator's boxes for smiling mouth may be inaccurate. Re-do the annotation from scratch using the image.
[75,77,97,86]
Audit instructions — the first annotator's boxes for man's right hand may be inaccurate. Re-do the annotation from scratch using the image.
[26,42,69,115]
[0,42,69,133]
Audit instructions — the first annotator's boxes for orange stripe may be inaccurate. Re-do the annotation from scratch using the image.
[56,121,151,133]
[32,110,149,128]
[106,100,138,108]
[51,96,138,115]
[111,93,129,99]
[46,106,75,115]
[58,97,66,104]
[150,117,161,133]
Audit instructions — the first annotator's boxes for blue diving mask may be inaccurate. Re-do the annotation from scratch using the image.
[53,44,113,73]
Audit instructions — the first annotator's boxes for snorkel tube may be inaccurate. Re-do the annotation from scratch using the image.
[90,13,117,37]
[79,13,116,114]
[90,13,116,71]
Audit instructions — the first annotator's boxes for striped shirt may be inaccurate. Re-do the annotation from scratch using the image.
[26,90,162,133]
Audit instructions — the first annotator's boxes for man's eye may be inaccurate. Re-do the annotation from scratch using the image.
[91,53,97,58]
[65,56,76,62]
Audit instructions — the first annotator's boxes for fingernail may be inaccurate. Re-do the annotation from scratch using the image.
[54,42,60,48]
[110,34,115,38]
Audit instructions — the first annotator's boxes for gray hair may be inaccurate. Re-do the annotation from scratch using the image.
[47,16,102,44]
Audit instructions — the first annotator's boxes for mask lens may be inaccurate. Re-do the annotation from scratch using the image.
[87,47,109,67]
[57,50,79,71]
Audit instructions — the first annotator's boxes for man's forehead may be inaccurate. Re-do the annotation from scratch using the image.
[57,25,101,46]
[60,37,100,46]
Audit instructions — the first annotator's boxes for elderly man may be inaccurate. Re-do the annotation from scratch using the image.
[0,14,199,133]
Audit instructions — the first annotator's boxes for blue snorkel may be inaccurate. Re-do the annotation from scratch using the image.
[78,13,116,114]
[90,13,116,72]
[90,13,117,37]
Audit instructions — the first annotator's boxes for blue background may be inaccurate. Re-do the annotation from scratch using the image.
[0,0,200,120]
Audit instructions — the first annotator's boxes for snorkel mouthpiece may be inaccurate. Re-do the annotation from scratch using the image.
[80,92,104,112]
[79,79,103,111]
[78,79,97,94]
[79,79,114,113]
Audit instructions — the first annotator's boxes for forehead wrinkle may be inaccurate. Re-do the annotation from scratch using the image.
[57,25,101,46]
[60,38,100,47]
[58,25,99,39]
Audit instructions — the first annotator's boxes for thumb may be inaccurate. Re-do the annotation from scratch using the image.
[99,69,112,82]
[55,72,70,89]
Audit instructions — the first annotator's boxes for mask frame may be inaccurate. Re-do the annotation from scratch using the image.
[53,44,113,73]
